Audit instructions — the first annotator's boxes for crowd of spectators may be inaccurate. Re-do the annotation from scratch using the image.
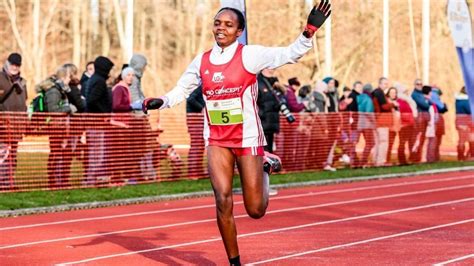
[0,51,472,189]
[256,72,470,172]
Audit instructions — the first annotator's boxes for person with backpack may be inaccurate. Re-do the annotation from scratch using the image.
[35,65,78,188]
[0,53,27,190]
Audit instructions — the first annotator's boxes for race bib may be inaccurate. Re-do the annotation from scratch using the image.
[207,98,243,125]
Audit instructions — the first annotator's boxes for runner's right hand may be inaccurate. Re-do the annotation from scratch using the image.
[142,97,164,114]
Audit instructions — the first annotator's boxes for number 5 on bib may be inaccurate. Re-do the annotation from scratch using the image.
[207,98,244,125]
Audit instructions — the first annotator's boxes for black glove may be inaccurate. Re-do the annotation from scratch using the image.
[304,0,332,38]
[142,97,164,114]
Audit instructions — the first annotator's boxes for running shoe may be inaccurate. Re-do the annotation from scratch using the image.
[263,152,282,174]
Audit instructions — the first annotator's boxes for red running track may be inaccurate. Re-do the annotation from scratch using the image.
[0,171,473,265]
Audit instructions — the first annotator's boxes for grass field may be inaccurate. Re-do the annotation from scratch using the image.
[1,160,473,211]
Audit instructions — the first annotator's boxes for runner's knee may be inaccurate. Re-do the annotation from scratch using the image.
[215,192,233,214]
[246,204,266,219]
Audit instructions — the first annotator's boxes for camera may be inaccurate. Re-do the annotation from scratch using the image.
[269,84,296,124]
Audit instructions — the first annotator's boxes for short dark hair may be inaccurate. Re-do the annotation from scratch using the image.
[215,7,246,31]
[422,85,432,95]
[353,81,363,89]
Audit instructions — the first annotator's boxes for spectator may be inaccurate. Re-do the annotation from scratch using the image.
[0,53,27,190]
[411,78,431,162]
[431,86,448,161]
[282,77,305,171]
[339,84,359,165]
[455,86,472,160]
[394,83,416,165]
[80,61,94,98]
[285,77,306,112]
[110,67,140,184]
[307,80,331,169]
[37,65,78,188]
[386,87,401,164]
[186,86,206,179]
[423,86,437,162]
[322,77,340,171]
[63,63,87,185]
[257,69,281,153]
[129,53,147,105]
[84,56,114,185]
[356,83,376,167]
[372,77,394,166]
[296,84,313,170]
[129,54,155,180]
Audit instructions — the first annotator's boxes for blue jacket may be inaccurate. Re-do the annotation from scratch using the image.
[456,93,471,115]
[431,89,448,114]
[357,92,376,130]
[357,92,374,113]
[411,89,431,113]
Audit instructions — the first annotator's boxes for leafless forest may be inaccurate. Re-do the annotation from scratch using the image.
[0,0,472,146]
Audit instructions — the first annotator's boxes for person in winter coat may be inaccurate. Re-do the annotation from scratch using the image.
[86,56,114,113]
[257,69,281,153]
[110,67,141,183]
[84,56,114,185]
[422,86,438,163]
[411,79,431,162]
[456,86,473,160]
[37,65,78,188]
[307,80,332,170]
[356,83,376,167]
[372,77,395,166]
[129,54,147,105]
[431,87,448,161]
[61,63,88,187]
[128,54,156,180]
[393,83,416,164]
[338,85,359,165]
[0,53,27,190]
[321,76,340,171]
[79,61,94,98]
[282,77,306,171]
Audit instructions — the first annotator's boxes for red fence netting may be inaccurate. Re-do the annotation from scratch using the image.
[0,111,472,192]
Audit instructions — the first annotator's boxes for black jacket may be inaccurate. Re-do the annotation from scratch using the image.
[257,74,280,133]
[67,82,86,113]
[86,57,114,113]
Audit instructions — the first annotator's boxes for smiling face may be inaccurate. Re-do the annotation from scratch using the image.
[388,88,397,100]
[213,10,243,49]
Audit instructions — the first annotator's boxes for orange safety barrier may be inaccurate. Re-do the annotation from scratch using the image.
[0,111,472,192]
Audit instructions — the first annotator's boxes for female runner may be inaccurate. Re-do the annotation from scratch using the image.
[143,2,331,264]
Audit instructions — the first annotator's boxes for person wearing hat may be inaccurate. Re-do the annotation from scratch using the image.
[0,53,27,190]
[84,56,114,186]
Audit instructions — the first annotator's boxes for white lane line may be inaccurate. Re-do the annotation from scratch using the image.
[249,219,474,265]
[55,198,474,265]
[433,254,474,266]
[2,184,473,250]
[2,174,473,231]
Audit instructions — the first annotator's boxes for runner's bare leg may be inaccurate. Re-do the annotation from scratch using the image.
[207,146,239,259]
[236,155,269,218]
